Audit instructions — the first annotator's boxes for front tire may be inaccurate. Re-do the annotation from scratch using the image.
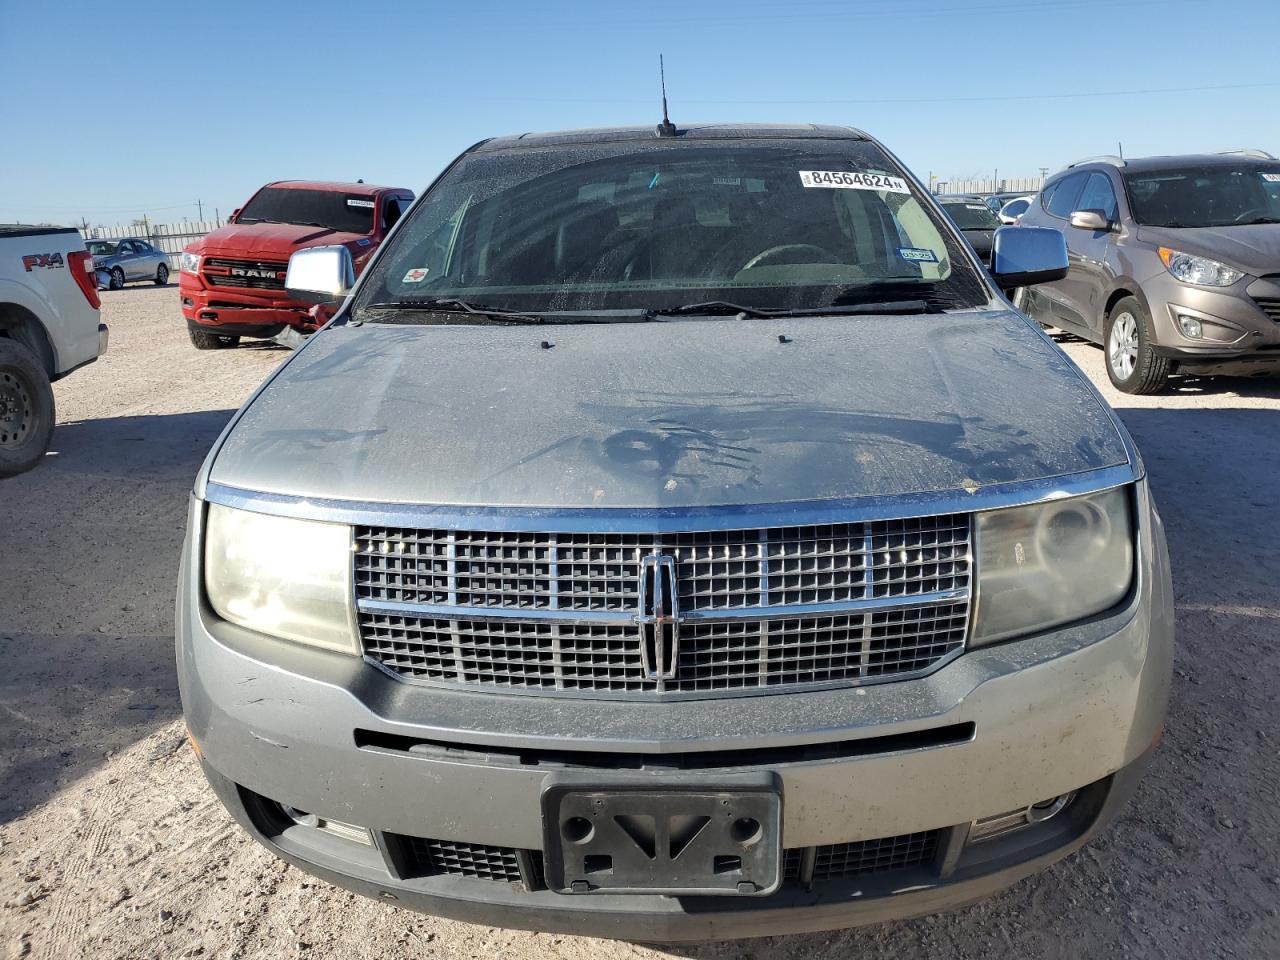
[188,327,240,351]
[155,263,169,285]
[109,267,125,290]
[1105,297,1170,394]
[0,338,56,478]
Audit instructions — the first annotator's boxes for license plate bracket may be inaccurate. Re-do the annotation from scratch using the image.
[541,774,782,896]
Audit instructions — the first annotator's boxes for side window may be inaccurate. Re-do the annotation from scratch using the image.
[1077,173,1119,222]
[1040,181,1059,213]
[1046,173,1087,219]
[382,197,402,232]
[119,240,138,255]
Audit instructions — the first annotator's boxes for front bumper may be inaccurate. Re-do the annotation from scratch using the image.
[179,270,316,336]
[1143,272,1280,373]
[176,491,1173,939]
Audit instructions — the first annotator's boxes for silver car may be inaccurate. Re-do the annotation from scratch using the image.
[177,124,1173,940]
[86,237,169,289]
[1017,151,1280,393]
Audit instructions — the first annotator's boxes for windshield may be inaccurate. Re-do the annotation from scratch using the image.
[353,139,987,321]
[941,201,1000,230]
[87,240,117,256]
[1124,165,1280,228]
[236,187,375,233]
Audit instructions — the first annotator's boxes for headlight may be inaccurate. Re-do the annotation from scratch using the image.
[1158,247,1242,287]
[203,503,356,653]
[180,251,202,274]
[971,487,1133,646]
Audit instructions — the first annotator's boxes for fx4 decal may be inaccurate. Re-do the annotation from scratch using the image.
[22,252,65,272]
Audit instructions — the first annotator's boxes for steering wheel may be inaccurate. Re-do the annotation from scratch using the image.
[739,243,838,272]
[1233,206,1269,224]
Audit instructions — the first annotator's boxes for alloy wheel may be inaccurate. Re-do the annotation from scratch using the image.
[1109,312,1138,381]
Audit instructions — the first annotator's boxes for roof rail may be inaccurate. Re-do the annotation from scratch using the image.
[1217,148,1277,160]
[1066,155,1126,169]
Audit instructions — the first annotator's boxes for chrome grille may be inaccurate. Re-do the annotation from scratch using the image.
[360,605,968,693]
[202,257,288,290]
[356,515,969,611]
[356,514,970,698]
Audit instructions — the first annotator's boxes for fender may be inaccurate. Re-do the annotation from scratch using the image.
[0,277,62,374]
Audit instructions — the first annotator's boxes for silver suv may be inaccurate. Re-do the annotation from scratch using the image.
[1018,151,1280,393]
[177,124,1173,940]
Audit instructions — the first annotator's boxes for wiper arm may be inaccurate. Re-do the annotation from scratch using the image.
[359,298,544,324]
[1240,216,1280,225]
[653,299,938,318]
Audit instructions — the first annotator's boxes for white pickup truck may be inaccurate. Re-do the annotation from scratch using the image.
[0,225,108,476]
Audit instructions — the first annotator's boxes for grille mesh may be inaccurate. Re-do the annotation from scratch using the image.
[406,837,524,882]
[355,515,970,612]
[357,515,970,696]
[202,257,287,290]
[1252,296,1280,323]
[396,831,939,887]
[359,603,968,693]
[812,831,940,881]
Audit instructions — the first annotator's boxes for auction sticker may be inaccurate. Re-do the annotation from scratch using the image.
[1260,173,1280,182]
[347,198,375,208]
[898,246,939,263]
[402,267,429,283]
[799,170,910,193]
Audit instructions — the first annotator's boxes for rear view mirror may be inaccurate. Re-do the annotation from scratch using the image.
[285,246,355,305]
[991,226,1069,288]
[1070,209,1111,231]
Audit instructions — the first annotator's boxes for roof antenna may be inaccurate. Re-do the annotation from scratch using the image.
[656,55,677,138]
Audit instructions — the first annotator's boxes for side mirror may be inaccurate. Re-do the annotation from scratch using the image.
[991,226,1069,288]
[285,245,355,305]
[229,208,241,222]
[1070,209,1111,232]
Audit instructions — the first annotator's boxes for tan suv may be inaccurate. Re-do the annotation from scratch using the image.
[1018,150,1280,393]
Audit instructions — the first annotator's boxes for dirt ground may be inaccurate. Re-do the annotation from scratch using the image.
[2,285,1278,960]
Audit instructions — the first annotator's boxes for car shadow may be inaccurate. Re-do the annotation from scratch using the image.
[645,406,1278,957]
[0,409,235,822]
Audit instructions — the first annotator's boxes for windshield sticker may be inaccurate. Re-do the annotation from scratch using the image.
[402,267,429,283]
[898,247,939,264]
[346,198,375,209]
[1261,173,1280,182]
[966,204,988,211]
[713,176,741,186]
[799,170,910,193]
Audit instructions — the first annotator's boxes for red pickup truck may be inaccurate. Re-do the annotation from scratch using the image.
[179,180,414,350]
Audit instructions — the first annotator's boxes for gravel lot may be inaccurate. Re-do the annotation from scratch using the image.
[2,285,1278,959]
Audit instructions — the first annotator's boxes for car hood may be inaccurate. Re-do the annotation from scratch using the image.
[960,229,995,256]
[207,310,1131,510]
[194,221,365,261]
[1136,223,1280,276]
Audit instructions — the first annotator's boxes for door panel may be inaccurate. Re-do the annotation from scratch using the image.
[1060,173,1119,336]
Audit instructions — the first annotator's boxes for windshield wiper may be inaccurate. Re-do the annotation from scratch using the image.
[1239,216,1280,225]
[359,298,545,324]
[653,299,938,318]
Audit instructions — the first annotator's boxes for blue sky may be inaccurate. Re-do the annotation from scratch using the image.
[2,0,1277,226]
